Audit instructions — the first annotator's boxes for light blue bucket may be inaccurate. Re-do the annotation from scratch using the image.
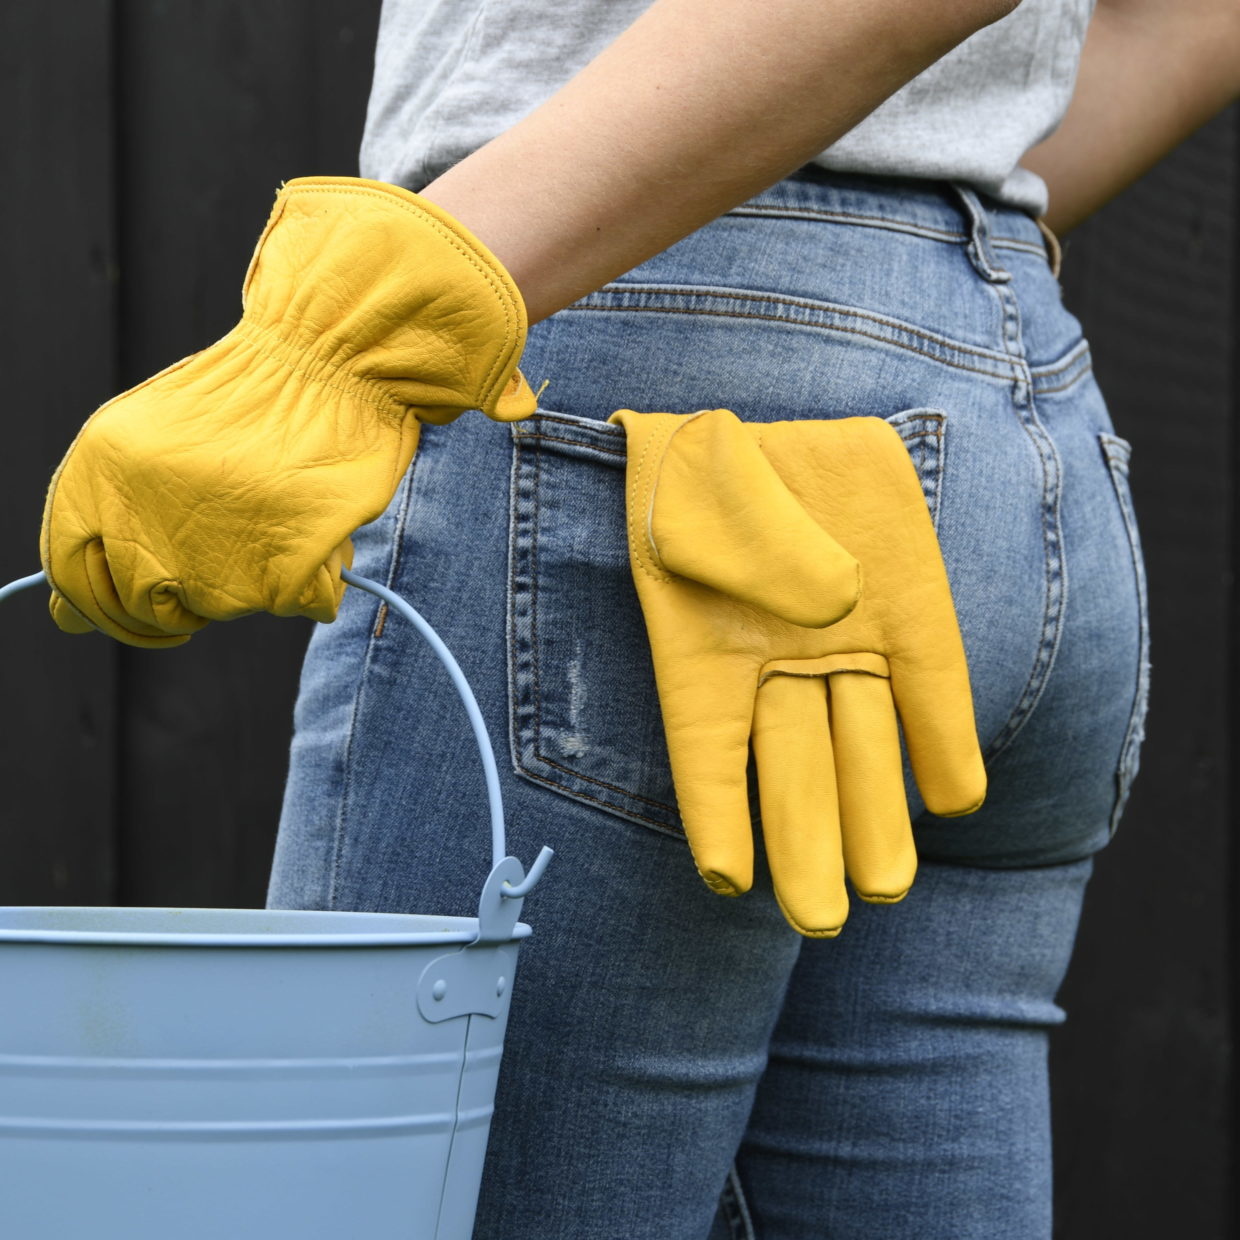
[0,569,552,1239]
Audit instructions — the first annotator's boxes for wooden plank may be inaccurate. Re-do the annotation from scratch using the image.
[0,0,119,905]
[113,0,381,908]
[1051,108,1235,1236]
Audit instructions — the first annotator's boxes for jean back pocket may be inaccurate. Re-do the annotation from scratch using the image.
[507,408,949,836]
[508,413,683,834]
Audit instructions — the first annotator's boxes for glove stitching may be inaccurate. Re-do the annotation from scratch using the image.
[757,656,892,685]
[627,412,714,585]
[281,183,524,411]
[627,425,676,584]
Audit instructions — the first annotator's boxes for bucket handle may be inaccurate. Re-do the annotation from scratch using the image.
[0,569,552,941]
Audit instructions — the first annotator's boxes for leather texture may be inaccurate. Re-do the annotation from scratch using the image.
[609,409,986,938]
[41,176,536,648]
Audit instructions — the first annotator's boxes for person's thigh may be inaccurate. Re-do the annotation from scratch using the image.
[709,857,1091,1240]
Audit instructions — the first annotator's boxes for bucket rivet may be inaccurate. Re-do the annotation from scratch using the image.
[496,976,506,997]
[432,979,448,1001]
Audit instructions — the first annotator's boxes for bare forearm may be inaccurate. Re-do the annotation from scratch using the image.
[420,0,1018,324]
[1023,0,1240,234]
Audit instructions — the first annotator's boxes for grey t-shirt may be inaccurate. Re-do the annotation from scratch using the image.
[361,0,1094,217]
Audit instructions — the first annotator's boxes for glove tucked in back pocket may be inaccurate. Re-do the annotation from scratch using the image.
[506,407,952,842]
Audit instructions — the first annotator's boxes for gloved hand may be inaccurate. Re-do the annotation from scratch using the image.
[609,408,986,937]
[41,176,536,648]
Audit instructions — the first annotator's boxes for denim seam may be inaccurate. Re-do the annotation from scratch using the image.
[1029,343,1094,396]
[991,237,1050,258]
[1034,365,1094,396]
[326,459,419,910]
[567,300,1022,384]
[1099,433,1150,835]
[511,431,626,459]
[506,421,524,784]
[515,763,686,833]
[981,280,1068,762]
[720,1163,757,1240]
[515,408,627,440]
[524,415,943,461]
[885,412,946,530]
[581,283,1017,368]
[727,203,968,243]
[728,203,1048,261]
[506,430,684,829]
[1029,343,1091,379]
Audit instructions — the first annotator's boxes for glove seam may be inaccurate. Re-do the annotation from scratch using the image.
[279,182,525,413]
[627,422,677,583]
[627,412,714,585]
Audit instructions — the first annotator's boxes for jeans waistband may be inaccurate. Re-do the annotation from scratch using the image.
[735,167,1061,281]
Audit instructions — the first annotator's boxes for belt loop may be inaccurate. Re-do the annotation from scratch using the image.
[950,185,1011,283]
[1035,216,1063,279]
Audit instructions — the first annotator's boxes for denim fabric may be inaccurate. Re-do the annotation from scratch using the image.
[268,169,1146,1238]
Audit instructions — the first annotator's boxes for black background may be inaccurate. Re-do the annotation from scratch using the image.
[0,3,1234,1234]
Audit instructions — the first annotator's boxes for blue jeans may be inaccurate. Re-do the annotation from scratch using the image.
[268,170,1148,1238]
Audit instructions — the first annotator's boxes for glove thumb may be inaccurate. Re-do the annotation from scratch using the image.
[610,408,860,628]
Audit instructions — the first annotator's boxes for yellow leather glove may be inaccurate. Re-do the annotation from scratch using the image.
[609,408,986,938]
[41,176,535,648]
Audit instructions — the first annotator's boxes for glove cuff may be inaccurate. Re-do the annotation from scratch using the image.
[243,176,536,424]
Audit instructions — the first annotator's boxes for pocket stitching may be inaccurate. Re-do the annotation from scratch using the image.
[884,408,946,530]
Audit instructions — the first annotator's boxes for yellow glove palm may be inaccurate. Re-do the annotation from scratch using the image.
[41,176,535,647]
[609,408,986,938]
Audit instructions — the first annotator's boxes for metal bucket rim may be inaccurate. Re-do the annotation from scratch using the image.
[0,905,532,948]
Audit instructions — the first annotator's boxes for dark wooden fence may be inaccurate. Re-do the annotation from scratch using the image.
[1,3,1234,1235]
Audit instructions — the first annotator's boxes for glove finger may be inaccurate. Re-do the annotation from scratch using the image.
[828,670,917,903]
[890,658,987,817]
[871,464,987,817]
[48,590,95,635]
[659,687,759,900]
[752,672,849,938]
[94,541,208,641]
[291,537,353,623]
[50,541,197,648]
